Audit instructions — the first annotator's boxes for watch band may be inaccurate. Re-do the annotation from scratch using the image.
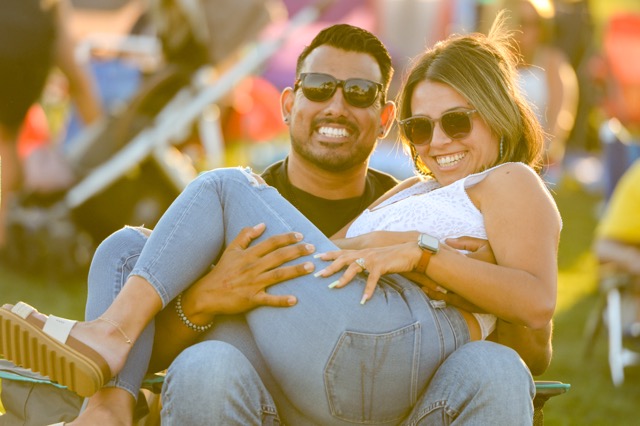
[416,249,433,274]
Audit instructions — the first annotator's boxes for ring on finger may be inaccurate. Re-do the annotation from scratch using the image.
[355,258,367,270]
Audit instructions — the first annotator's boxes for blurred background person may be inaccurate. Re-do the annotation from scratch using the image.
[593,158,640,338]
[503,0,579,183]
[0,0,102,255]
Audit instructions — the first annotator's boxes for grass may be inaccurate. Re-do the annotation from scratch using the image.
[1,172,639,423]
[537,177,640,425]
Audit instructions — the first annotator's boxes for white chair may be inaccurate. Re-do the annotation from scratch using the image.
[584,264,640,386]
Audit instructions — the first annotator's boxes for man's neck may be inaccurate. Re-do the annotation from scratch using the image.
[286,154,368,200]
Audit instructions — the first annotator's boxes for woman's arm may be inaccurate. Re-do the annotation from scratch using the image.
[427,163,561,328]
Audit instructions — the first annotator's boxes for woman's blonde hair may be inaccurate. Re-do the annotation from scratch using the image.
[396,11,544,175]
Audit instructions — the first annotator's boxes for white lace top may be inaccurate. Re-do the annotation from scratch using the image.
[346,164,524,339]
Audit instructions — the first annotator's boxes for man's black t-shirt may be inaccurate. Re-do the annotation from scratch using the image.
[261,158,398,237]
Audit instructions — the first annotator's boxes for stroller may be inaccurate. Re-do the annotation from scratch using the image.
[5,0,333,278]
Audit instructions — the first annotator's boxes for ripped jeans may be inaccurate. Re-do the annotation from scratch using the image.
[86,167,476,425]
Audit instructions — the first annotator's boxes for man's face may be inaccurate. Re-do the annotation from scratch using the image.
[282,45,393,173]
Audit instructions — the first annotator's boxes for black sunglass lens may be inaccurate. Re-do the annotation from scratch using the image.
[405,119,433,146]
[302,74,336,102]
[442,112,472,139]
[344,79,378,107]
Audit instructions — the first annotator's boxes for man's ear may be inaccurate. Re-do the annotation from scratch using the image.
[378,100,397,139]
[280,87,295,123]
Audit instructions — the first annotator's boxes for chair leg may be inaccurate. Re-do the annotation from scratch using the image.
[608,288,625,386]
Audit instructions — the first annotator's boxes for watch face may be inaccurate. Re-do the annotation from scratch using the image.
[419,234,439,253]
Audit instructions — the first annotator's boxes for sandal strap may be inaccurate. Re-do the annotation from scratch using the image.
[43,315,77,344]
[11,301,37,319]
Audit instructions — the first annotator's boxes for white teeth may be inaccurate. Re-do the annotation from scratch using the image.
[436,152,466,167]
[318,126,349,138]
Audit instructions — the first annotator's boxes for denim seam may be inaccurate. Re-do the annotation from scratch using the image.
[405,400,458,426]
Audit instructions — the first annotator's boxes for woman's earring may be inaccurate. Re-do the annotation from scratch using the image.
[499,136,504,159]
[283,117,289,123]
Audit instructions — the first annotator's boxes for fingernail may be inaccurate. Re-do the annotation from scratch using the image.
[304,262,314,272]
[313,253,324,259]
[328,280,340,289]
[435,286,448,294]
[313,269,325,277]
[360,295,368,305]
[294,233,303,241]
[287,297,297,306]
[305,244,315,252]
[253,223,265,230]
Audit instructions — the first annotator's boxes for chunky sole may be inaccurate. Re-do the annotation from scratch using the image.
[0,304,109,397]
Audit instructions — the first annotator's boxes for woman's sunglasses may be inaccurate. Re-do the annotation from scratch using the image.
[399,109,477,146]
[294,73,383,108]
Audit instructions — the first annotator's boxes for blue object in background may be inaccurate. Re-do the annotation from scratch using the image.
[63,57,141,147]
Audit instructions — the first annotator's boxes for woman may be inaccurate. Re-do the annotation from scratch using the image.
[0,12,560,425]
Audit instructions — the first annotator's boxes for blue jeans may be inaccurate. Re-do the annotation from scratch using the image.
[161,338,534,425]
[85,168,525,424]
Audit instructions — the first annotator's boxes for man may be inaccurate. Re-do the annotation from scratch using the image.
[81,24,549,425]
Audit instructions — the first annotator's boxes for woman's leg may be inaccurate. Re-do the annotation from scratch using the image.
[93,167,468,424]
[64,227,150,425]
[2,167,337,387]
[3,167,468,424]
[131,167,472,425]
[84,227,152,394]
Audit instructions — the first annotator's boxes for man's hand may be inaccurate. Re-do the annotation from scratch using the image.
[189,223,316,316]
[150,223,315,371]
[402,271,486,313]
[447,235,496,264]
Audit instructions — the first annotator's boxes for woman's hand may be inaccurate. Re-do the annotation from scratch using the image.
[315,242,423,304]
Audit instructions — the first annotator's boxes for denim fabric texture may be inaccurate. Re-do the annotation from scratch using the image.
[85,168,533,424]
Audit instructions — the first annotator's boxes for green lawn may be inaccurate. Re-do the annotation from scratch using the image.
[1,173,639,423]
[537,177,640,425]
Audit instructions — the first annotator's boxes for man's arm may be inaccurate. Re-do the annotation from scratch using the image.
[148,224,315,372]
[488,320,552,376]
[594,238,640,275]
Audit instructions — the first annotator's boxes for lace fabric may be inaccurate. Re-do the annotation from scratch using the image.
[345,164,526,339]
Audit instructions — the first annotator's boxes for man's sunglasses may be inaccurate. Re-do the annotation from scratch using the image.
[398,109,477,146]
[294,73,383,108]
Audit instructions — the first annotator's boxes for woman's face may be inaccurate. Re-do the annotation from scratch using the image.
[410,80,499,186]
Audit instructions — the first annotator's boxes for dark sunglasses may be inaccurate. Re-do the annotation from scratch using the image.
[294,72,383,108]
[399,109,477,146]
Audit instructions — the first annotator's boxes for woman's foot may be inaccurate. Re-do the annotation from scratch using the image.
[0,302,133,396]
[67,387,136,426]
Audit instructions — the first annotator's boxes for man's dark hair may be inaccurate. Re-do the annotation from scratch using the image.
[296,24,393,97]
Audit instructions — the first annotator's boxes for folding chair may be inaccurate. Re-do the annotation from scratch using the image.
[1,363,568,425]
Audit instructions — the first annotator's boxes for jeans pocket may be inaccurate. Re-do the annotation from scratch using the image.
[324,322,421,424]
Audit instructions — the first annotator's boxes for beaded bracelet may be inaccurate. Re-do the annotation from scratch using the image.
[174,292,214,333]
